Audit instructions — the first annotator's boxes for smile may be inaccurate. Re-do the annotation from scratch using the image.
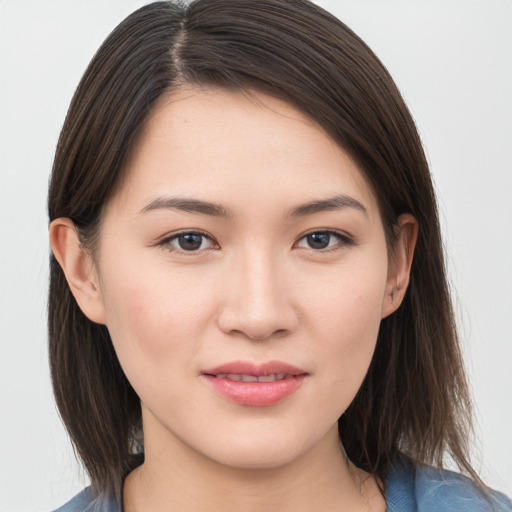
[213,373,288,382]
[202,361,308,407]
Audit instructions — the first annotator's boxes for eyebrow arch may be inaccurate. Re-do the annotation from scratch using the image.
[141,197,234,218]
[140,194,367,218]
[287,194,368,218]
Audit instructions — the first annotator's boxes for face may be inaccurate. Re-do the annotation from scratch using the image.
[89,87,401,469]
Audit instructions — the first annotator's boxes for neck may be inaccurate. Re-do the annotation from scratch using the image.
[123,417,385,512]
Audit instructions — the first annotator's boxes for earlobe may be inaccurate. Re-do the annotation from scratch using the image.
[382,214,418,318]
[49,218,106,324]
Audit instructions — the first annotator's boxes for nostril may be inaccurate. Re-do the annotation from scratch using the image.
[216,292,299,340]
[237,328,290,341]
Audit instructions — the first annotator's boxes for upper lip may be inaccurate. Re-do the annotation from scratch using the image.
[202,360,307,377]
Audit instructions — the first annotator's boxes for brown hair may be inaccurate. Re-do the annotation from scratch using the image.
[48,0,476,499]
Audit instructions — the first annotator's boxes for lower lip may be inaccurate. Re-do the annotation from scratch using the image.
[202,375,307,407]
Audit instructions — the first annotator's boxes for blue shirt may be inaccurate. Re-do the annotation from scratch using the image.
[53,456,511,511]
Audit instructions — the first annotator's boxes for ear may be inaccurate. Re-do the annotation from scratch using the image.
[381,213,418,318]
[49,218,107,324]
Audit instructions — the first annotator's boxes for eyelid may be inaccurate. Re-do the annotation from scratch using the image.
[156,230,218,254]
[155,228,355,255]
[294,229,355,251]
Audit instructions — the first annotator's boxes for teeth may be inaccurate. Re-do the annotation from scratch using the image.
[215,373,287,382]
[241,374,258,382]
[258,373,286,382]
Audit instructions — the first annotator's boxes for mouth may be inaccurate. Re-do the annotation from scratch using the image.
[212,373,289,382]
[201,360,308,407]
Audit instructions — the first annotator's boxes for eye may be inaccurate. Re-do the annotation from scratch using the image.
[295,230,354,251]
[158,231,217,253]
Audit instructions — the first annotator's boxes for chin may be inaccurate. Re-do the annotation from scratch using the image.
[209,444,302,471]
[194,425,329,472]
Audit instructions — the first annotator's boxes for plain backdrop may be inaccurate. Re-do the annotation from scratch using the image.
[0,1,511,510]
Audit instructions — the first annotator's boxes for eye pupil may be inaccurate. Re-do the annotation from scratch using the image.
[308,232,330,249]
[179,234,203,251]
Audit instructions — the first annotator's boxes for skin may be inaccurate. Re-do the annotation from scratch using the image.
[50,87,417,511]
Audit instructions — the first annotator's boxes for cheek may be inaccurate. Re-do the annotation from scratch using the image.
[305,260,387,409]
[306,256,387,343]
[97,257,217,382]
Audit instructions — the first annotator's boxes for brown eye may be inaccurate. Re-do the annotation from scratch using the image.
[177,233,204,251]
[296,230,354,251]
[158,231,216,253]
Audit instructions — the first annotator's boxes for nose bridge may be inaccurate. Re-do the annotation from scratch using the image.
[217,243,297,340]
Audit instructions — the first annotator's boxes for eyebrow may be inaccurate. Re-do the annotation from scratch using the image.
[287,195,367,217]
[140,194,368,218]
[141,196,233,218]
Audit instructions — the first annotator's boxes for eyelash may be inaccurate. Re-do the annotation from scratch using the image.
[296,230,355,252]
[157,231,218,255]
[156,229,355,255]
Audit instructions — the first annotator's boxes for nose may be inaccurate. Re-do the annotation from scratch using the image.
[216,249,298,341]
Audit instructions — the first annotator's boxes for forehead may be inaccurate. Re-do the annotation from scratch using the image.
[110,86,379,221]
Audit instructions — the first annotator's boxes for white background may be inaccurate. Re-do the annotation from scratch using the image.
[0,1,511,510]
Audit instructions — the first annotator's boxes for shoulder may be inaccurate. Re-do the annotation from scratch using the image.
[385,455,512,512]
[51,487,120,512]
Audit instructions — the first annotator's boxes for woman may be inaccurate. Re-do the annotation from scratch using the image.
[47,0,511,510]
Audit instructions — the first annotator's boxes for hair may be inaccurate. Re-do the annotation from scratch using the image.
[48,0,477,500]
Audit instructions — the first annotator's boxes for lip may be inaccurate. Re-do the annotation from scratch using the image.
[201,360,308,407]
